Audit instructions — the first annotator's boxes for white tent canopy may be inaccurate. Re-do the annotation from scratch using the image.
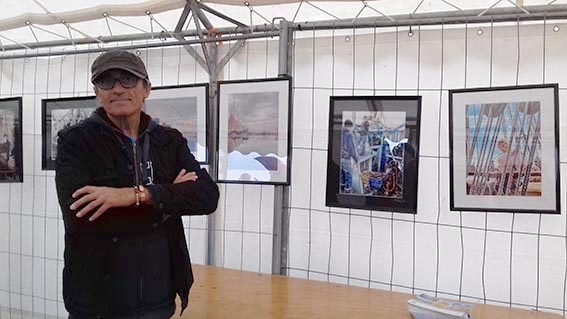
[0,0,565,49]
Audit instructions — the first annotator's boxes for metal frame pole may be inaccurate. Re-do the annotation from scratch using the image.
[272,19,293,276]
[207,33,219,266]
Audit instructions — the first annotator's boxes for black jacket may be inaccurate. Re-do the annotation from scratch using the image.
[55,108,219,318]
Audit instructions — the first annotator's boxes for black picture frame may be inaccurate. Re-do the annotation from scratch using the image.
[144,83,209,164]
[0,97,23,183]
[216,76,292,185]
[42,96,98,170]
[326,96,421,214]
[449,84,560,214]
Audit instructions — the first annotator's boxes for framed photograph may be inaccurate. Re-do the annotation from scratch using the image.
[449,84,560,214]
[217,77,291,185]
[144,83,209,164]
[42,96,97,170]
[0,97,23,182]
[326,96,421,214]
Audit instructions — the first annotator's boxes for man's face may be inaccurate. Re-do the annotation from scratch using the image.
[94,69,151,118]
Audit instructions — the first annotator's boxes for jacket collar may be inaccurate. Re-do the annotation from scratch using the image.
[91,107,157,139]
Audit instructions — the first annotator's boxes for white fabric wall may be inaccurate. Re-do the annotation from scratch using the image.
[288,21,567,316]
[1,18,567,318]
[0,43,214,317]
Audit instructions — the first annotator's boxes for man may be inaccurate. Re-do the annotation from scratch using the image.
[340,119,358,194]
[55,50,219,318]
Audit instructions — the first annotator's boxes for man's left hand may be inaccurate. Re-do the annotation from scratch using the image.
[70,186,134,222]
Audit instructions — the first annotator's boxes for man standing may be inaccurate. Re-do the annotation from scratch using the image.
[55,50,219,318]
[341,119,358,194]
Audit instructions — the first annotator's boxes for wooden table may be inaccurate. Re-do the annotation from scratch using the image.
[179,265,562,319]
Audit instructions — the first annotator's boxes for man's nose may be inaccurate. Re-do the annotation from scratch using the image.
[110,81,127,92]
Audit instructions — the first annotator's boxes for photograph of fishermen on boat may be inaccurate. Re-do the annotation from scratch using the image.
[217,77,291,185]
[0,97,22,182]
[42,96,97,170]
[144,84,208,163]
[326,96,421,214]
[449,84,560,214]
[338,111,406,198]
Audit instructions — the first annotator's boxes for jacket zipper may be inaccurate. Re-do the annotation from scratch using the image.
[132,139,145,307]
[132,140,139,185]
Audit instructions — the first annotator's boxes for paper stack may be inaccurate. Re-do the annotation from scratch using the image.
[407,294,473,319]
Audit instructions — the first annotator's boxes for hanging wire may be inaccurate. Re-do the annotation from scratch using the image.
[365,2,396,22]
[369,21,377,290]
[29,24,69,41]
[148,13,155,40]
[177,45,182,85]
[413,22,422,295]
[508,16,522,308]
[64,23,76,46]
[478,0,504,17]
[304,1,340,20]
[222,185,227,267]
[63,21,103,45]
[458,20,469,302]
[353,3,366,22]
[372,22,377,95]
[306,22,316,280]
[85,44,92,92]
[240,186,245,270]
[258,185,263,273]
[107,15,148,34]
[27,23,40,43]
[245,3,274,26]
[9,54,14,95]
[509,214,515,306]
[435,20,445,298]
[395,24,399,94]
[440,0,463,11]
[506,0,530,14]
[481,18,495,304]
[564,180,567,317]
[30,48,38,319]
[542,15,546,84]
[327,23,336,283]
[292,1,303,22]
[43,46,52,319]
[0,34,32,50]
[536,213,542,310]
[104,14,113,36]
[413,0,426,14]
[16,50,25,319]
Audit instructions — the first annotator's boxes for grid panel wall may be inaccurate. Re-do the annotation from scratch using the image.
[287,21,567,316]
[0,43,211,318]
[211,37,279,274]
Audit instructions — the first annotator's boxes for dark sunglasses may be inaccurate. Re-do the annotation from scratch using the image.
[94,72,141,90]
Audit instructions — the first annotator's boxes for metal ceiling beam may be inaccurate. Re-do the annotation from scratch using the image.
[173,1,208,73]
[294,4,567,30]
[189,0,212,72]
[1,4,567,54]
[192,1,214,31]
[0,32,278,60]
[215,38,245,76]
[174,2,192,32]
[200,3,247,28]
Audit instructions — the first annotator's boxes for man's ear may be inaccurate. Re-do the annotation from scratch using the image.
[144,81,152,98]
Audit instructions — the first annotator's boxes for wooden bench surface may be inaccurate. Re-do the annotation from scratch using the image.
[179,265,563,319]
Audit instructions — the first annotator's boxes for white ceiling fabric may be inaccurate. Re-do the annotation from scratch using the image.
[0,0,565,47]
